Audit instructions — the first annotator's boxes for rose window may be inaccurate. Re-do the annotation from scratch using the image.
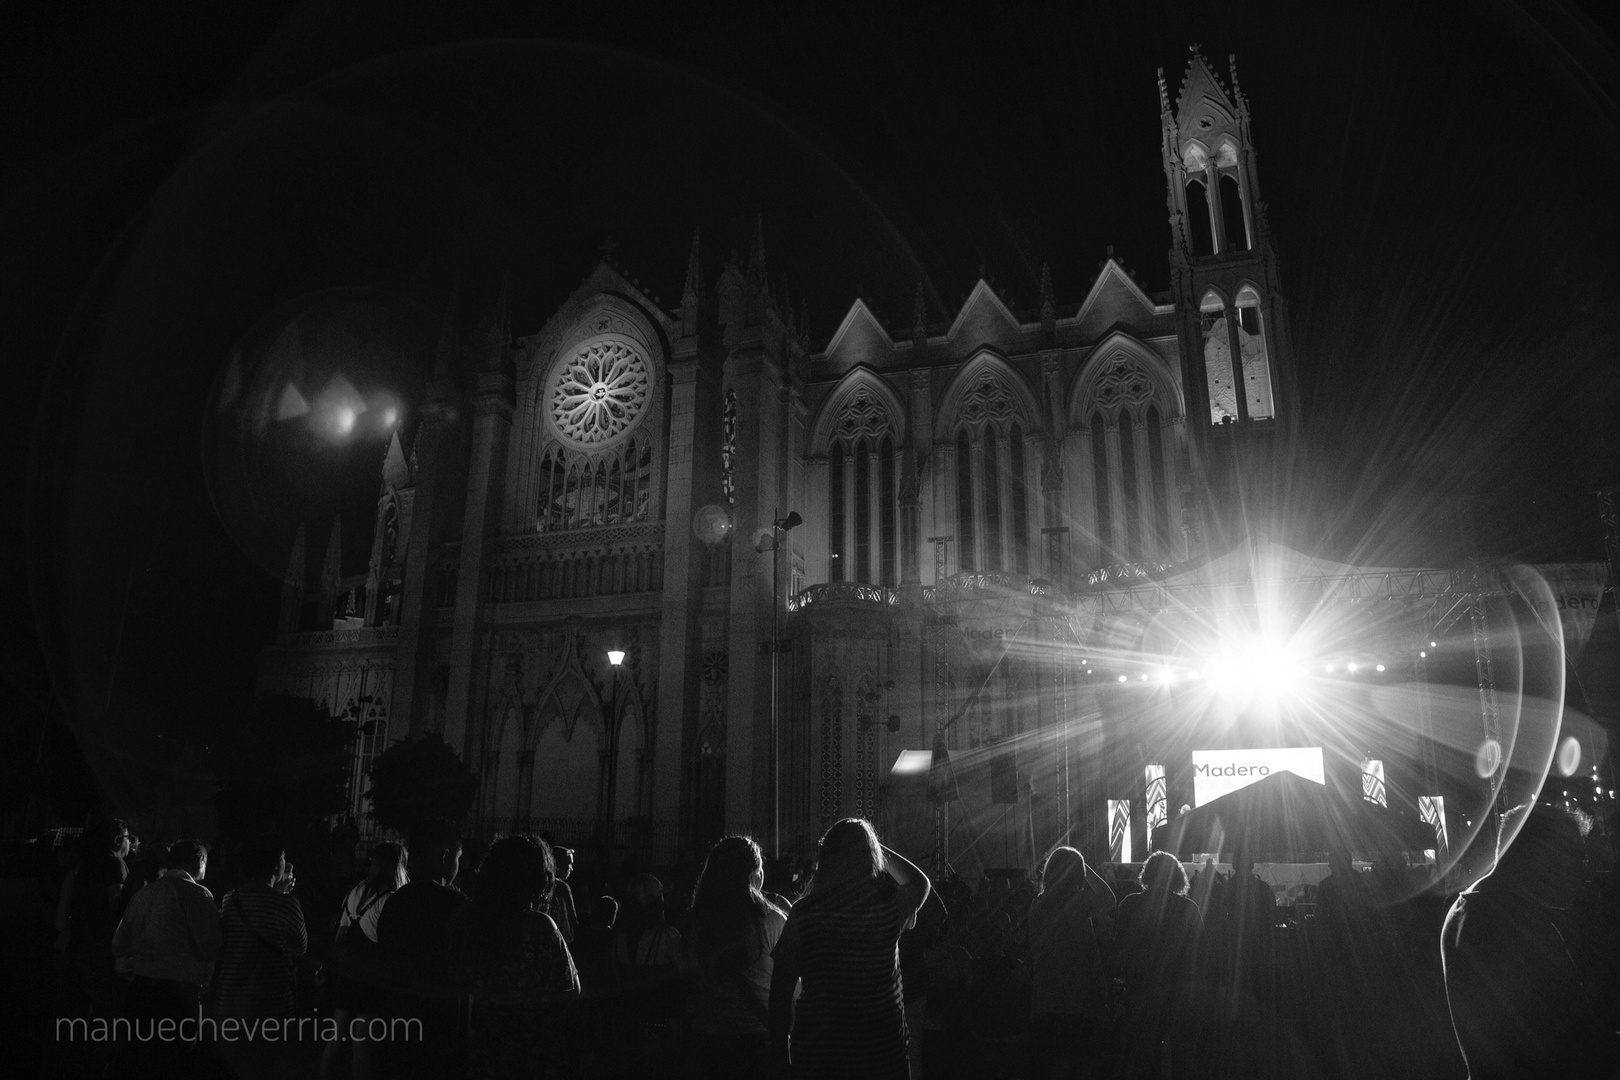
[550,340,649,446]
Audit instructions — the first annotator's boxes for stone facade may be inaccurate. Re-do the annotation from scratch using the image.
[259,49,1298,869]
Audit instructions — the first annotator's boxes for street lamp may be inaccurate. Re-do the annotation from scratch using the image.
[756,508,801,857]
[601,648,625,852]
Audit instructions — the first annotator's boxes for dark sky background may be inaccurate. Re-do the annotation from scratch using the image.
[4,0,1619,798]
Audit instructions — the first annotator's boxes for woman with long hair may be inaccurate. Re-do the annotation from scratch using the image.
[768,818,930,1080]
[1112,850,1201,1079]
[1027,846,1117,1080]
[682,836,787,1078]
[452,834,580,1080]
[320,841,407,1080]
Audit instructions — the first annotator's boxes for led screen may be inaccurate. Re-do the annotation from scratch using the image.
[1191,746,1325,806]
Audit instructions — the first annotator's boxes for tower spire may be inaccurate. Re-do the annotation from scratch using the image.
[745,215,769,326]
[747,214,767,284]
[469,271,512,374]
[1039,262,1056,340]
[681,227,703,337]
[912,280,928,356]
[315,516,343,628]
[278,523,307,635]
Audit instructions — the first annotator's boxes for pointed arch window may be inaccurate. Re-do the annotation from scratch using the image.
[1083,354,1178,565]
[537,435,653,532]
[1009,424,1029,575]
[1219,173,1249,252]
[1118,411,1139,554]
[956,428,976,572]
[1147,405,1171,551]
[948,371,1033,578]
[854,438,873,583]
[982,427,1002,569]
[824,385,901,585]
[879,435,897,586]
[828,443,846,582]
[1201,291,1238,424]
[1234,286,1274,420]
[1091,414,1111,566]
[1185,177,1215,257]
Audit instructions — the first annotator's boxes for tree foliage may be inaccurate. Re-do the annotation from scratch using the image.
[365,732,478,836]
[213,694,356,840]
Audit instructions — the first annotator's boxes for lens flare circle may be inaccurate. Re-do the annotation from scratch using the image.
[1556,736,1581,778]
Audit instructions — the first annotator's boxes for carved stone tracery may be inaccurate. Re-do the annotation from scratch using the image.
[832,387,896,444]
[1090,356,1157,414]
[957,373,1018,428]
[549,338,650,448]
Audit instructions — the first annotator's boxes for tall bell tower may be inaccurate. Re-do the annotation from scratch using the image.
[1161,46,1296,542]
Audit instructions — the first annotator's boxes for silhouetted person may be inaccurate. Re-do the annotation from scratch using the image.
[376,821,468,1079]
[111,839,220,1079]
[1114,851,1201,1080]
[573,895,618,997]
[680,836,786,1080]
[62,819,131,1020]
[542,845,578,945]
[322,840,408,1080]
[114,840,169,923]
[1027,846,1116,1080]
[210,834,306,1074]
[452,835,579,1080]
[769,818,930,1080]
[1214,844,1273,1009]
[212,834,306,1021]
[1187,856,1218,917]
[1443,804,1611,1078]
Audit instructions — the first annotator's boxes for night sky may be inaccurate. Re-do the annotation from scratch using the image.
[4,1,1618,803]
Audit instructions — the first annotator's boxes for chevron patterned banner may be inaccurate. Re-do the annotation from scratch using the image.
[1108,799,1132,863]
[1361,759,1387,807]
[1145,764,1167,842]
[1420,795,1448,851]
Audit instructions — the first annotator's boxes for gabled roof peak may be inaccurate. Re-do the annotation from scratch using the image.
[945,278,1020,341]
[1073,258,1160,327]
[1174,45,1238,122]
[822,297,893,361]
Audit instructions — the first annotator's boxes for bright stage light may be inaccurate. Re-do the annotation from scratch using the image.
[334,407,357,435]
[1117,675,1128,683]
[1202,636,1304,699]
[1347,662,1359,673]
[891,750,933,776]
[1375,664,1385,672]
[1430,641,1437,648]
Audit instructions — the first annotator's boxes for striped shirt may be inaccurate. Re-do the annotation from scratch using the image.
[772,875,911,1079]
[211,884,307,1021]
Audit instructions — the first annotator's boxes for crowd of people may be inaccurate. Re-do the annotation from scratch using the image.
[37,803,1620,1079]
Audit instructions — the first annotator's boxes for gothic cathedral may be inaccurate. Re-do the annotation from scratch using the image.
[259,49,1294,870]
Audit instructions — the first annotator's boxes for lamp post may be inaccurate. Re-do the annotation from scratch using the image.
[757,508,801,857]
[602,648,626,852]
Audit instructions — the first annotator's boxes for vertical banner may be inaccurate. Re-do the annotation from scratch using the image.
[1361,759,1387,807]
[1420,795,1448,852]
[1145,764,1167,847]
[1108,799,1132,863]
